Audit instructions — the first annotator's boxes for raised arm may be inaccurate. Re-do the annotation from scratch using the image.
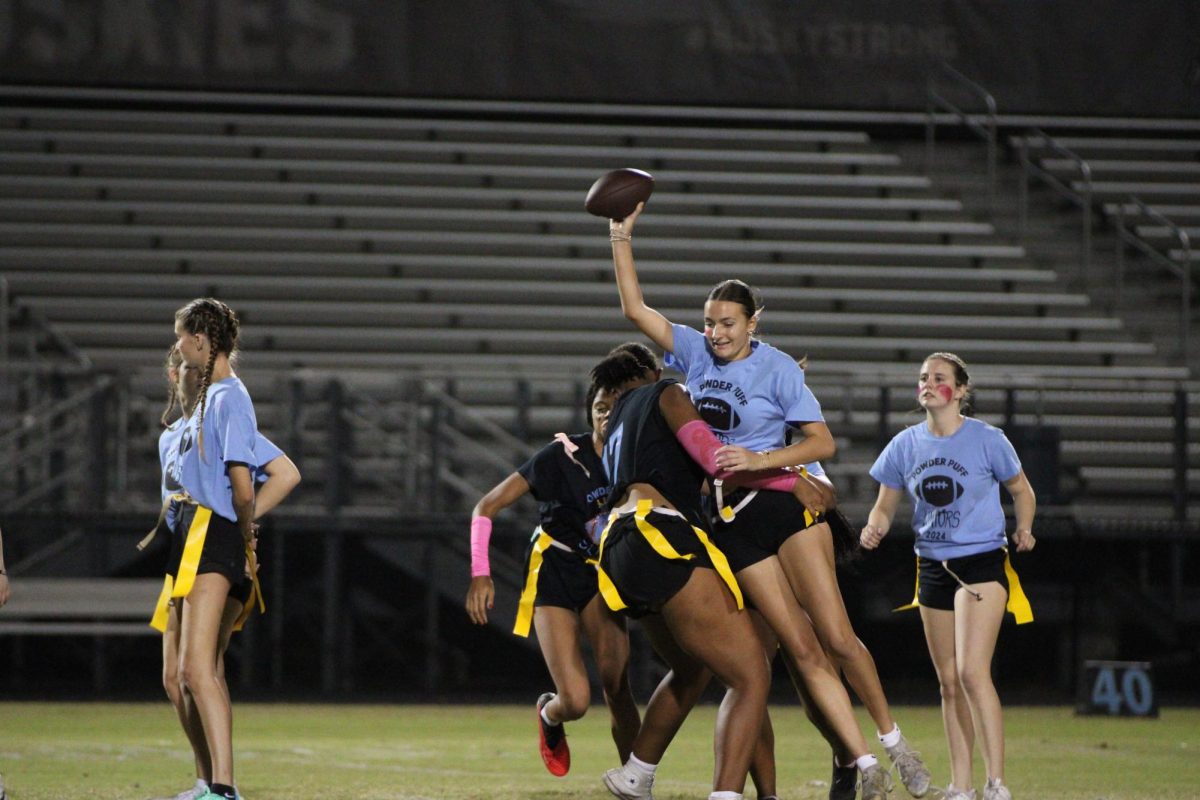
[466,471,532,625]
[610,203,675,353]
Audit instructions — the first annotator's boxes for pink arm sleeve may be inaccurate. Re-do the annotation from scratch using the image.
[470,516,492,577]
[675,420,798,492]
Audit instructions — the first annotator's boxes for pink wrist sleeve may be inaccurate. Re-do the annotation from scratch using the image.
[675,420,797,491]
[470,516,492,577]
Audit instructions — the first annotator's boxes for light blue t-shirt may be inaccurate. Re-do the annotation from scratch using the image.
[176,377,259,524]
[870,416,1022,560]
[666,323,823,450]
[161,423,281,528]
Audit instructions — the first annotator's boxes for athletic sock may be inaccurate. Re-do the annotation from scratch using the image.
[855,754,880,771]
[540,705,558,726]
[708,792,742,800]
[628,753,658,778]
[210,783,237,800]
[879,724,902,748]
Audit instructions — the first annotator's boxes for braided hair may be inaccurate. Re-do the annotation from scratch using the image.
[159,345,184,428]
[174,298,240,460]
[589,351,648,396]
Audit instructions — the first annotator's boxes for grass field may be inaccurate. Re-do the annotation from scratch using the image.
[0,702,1195,799]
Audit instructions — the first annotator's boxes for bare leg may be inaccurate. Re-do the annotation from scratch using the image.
[633,614,714,765]
[921,605,974,790]
[955,583,1007,785]
[658,568,769,794]
[579,594,641,762]
[737,555,872,759]
[179,573,234,786]
[779,525,896,735]
[747,610,778,799]
[165,601,211,783]
[533,606,593,723]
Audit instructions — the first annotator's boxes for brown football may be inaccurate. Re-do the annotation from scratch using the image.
[584,168,654,220]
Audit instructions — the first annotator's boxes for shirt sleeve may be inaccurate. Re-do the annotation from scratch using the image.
[252,433,285,483]
[517,442,562,503]
[786,383,824,425]
[989,428,1023,483]
[869,436,906,490]
[215,391,257,467]
[775,355,819,424]
[663,323,707,375]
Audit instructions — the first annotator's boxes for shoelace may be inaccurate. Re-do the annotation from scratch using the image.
[888,746,928,785]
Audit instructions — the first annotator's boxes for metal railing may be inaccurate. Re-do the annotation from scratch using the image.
[926,62,998,213]
[1114,196,1192,367]
[1016,129,1094,292]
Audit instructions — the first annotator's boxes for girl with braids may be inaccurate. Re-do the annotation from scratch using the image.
[861,352,1036,800]
[607,204,930,800]
[170,298,260,800]
[465,350,642,778]
[150,345,299,800]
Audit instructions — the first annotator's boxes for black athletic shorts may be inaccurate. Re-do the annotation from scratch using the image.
[523,537,598,613]
[169,504,246,589]
[711,489,824,573]
[599,508,715,619]
[918,547,1009,610]
[229,575,254,607]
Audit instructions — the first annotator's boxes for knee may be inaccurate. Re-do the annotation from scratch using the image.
[599,663,631,702]
[179,659,212,694]
[939,674,964,703]
[821,629,862,664]
[163,669,183,706]
[782,637,830,673]
[957,665,993,699]
[555,684,592,721]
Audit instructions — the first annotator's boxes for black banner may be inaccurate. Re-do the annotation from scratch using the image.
[1,0,1197,117]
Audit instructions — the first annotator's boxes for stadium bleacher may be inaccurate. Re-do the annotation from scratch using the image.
[1,97,1197,525]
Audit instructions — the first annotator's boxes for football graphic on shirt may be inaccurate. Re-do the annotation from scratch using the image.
[917,474,964,507]
[696,397,741,431]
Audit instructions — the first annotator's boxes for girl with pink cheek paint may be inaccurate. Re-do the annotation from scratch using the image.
[862,352,1037,800]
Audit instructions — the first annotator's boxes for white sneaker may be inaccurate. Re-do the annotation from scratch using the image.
[603,763,655,800]
[859,763,893,800]
[944,786,977,800]
[982,779,1012,800]
[885,734,932,797]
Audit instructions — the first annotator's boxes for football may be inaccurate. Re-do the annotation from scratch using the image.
[584,167,654,220]
[917,475,965,507]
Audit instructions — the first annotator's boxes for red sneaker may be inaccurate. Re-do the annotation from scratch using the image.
[536,692,570,776]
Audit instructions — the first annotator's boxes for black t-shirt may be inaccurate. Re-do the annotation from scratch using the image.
[517,431,610,559]
[601,379,708,530]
